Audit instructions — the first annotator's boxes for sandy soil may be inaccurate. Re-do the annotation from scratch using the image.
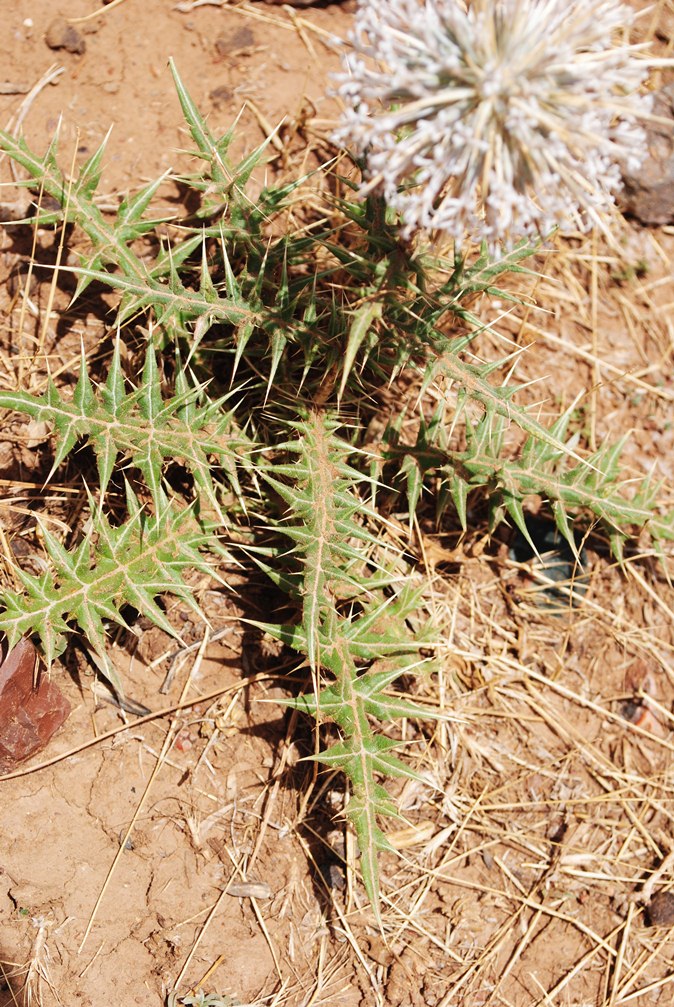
[2,2,674,1006]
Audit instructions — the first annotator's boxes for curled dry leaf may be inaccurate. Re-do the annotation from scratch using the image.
[0,638,70,772]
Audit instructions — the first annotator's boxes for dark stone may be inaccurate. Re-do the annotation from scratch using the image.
[621,85,674,226]
[648,891,674,927]
[0,639,70,772]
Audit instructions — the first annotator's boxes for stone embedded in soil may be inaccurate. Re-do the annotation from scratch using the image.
[648,891,674,927]
[45,17,86,55]
[621,85,674,226]
[215,27,256,56]
[0,638,70,772]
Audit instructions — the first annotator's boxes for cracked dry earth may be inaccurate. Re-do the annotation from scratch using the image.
[3,2,674,1007]
[0,622,318,1006]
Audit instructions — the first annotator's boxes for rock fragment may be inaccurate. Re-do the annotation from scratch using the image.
[648,891,674,927]
[621,85,674,225]
[0,638,71,772]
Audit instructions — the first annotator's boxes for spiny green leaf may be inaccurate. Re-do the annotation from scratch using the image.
[0,492,221,691]
[339,302,383,399]
[0,345,248,518]
[259,415,440,923]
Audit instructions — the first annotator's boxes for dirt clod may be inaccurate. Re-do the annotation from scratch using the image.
[209,85,234,108]
[215,27,256,56]
[45,16,86,54]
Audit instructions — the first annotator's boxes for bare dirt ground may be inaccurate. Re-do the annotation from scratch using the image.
[2,2,674,1006]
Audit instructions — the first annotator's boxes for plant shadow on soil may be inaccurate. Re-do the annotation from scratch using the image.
[107,565,352,917]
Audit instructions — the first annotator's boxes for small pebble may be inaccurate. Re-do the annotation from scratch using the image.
[326,862,346,891]
[174,730,193,753]
[0,639,70,772]
[648,891,674,927]
[621,85,674,225]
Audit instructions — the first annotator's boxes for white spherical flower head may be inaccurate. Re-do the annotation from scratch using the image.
[335,0,653,248]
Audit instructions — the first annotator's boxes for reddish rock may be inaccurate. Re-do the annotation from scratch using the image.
[0,639,70,772]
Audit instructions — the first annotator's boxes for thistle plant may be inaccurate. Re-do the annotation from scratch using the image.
[336,0,654,246]
[255,415,443,919]
[0,9,670,922]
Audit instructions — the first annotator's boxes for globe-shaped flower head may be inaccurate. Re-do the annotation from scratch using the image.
[336,0,653,248]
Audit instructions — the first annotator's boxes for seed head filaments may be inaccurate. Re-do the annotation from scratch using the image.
[335,0,656,248]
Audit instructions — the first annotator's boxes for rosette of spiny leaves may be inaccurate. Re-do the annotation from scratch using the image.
[254,414,442,924]
[0,61,335,378]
